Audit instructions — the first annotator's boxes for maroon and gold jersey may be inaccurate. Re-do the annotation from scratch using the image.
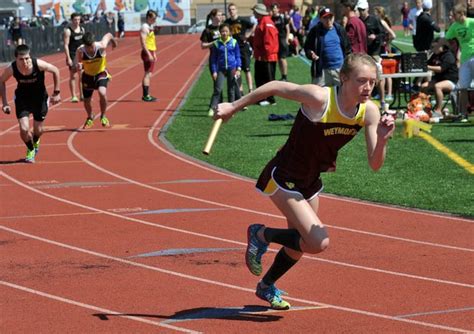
[256,86,367,199]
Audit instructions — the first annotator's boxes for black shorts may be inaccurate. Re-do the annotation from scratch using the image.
[82,71,110,98]
[278,39,289,59]
[15,95,49,122]
[240,43,252,72]
[256,156,323,200]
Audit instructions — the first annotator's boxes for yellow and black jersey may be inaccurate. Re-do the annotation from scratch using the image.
[79,45,107,76]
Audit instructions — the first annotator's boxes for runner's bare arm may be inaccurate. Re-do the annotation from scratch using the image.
[0,66,13,112]
[364,101,395,171]
[63,28,72,65]
[215,81,327,122]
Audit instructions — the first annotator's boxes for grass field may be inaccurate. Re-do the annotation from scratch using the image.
[165,45,474,218]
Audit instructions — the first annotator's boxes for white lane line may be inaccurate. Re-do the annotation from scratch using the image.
[396,306,474,319]
[0,226,471,334]
[0,280,201,334]
[1,170,472,289]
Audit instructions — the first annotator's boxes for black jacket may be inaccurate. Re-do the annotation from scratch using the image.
[304,22,351,79]
[414,11,440,51]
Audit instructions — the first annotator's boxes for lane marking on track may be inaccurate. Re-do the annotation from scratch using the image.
[0,211,100,220]
[0,280,201,334]
[1,171,473,289]
[130,247,243,258]
[0,225,471,334]
[395,306,474,319]
[418,132,474,174]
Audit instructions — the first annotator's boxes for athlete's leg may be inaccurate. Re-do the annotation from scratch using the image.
[98,86,108,118]
[69,67,78,99]
[18,116,33,148]
[263,189,329,255]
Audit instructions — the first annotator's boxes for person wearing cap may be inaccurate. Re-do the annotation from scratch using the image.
[340,0,367,54]
[413,0,440,52]
[304,7,351,86]
[408,0,423,47]
[251,3,279,106]
[358,1,385,57]
[270,3,290,82]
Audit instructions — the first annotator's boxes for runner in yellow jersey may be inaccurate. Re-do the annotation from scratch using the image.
[140,9,158,102]
[214,54,395,310]
[76,32,117,129]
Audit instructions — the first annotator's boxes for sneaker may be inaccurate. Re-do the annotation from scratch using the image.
[101,116,110,127]
[208,108,215,117]
[33,139,40,155]
[256,282,291,310]
[142,95,157,102]
[83,117,94,129]
[245,224,268,276]
[71,96,79,103]
[259,101,270,106]
[25,148,35,163]
[385,95,394,102]
[431,111,444,119]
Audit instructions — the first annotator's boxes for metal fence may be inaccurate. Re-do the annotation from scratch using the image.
[0,22,112,63]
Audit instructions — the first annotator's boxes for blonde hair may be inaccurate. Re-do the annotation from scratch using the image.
[374,6,392,26]
[340,53,377,78]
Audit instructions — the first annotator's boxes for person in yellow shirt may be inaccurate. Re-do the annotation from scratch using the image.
[76,32,117,128]
[214,54,395,310]
[140,10,158,102]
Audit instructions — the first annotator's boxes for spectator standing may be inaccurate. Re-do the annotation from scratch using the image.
[445,4,474,118]
[290,6,303,54]
[304,7,351,86]
[9,17,24,46]
[414,0,440,52]
[408,0,423,47]
[63,12,85,102]
[252,3,279,106]
[374,6,396,104]
[208,23,242,114]
[271,3,290,81]
[140,10,158,102]
[358,0,387,106]
[200,8,224,115]
[118,13,125,38]
[401,2,411,37]
[421,37,459,117]
[340,0,367,53]
[225,3,255,95]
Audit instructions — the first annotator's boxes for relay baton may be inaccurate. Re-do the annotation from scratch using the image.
[202,118,223,155]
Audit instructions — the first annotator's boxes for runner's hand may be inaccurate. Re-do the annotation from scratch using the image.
[2,105,11,114]
[214,102,235,122]
[50,94,61,105]
[377,111,396,140]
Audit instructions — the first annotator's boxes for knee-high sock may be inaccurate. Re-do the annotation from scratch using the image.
[262,247,298,286]
[263,228,301,251]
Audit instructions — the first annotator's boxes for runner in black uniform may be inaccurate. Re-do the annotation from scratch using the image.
[214,54,395,310]
[64,12,85,102]
[0,44,61,163]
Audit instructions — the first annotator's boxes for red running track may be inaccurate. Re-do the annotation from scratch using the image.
[1,35,473,334]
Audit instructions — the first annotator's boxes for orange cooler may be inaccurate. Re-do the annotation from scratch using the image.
[381,58,399,74]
